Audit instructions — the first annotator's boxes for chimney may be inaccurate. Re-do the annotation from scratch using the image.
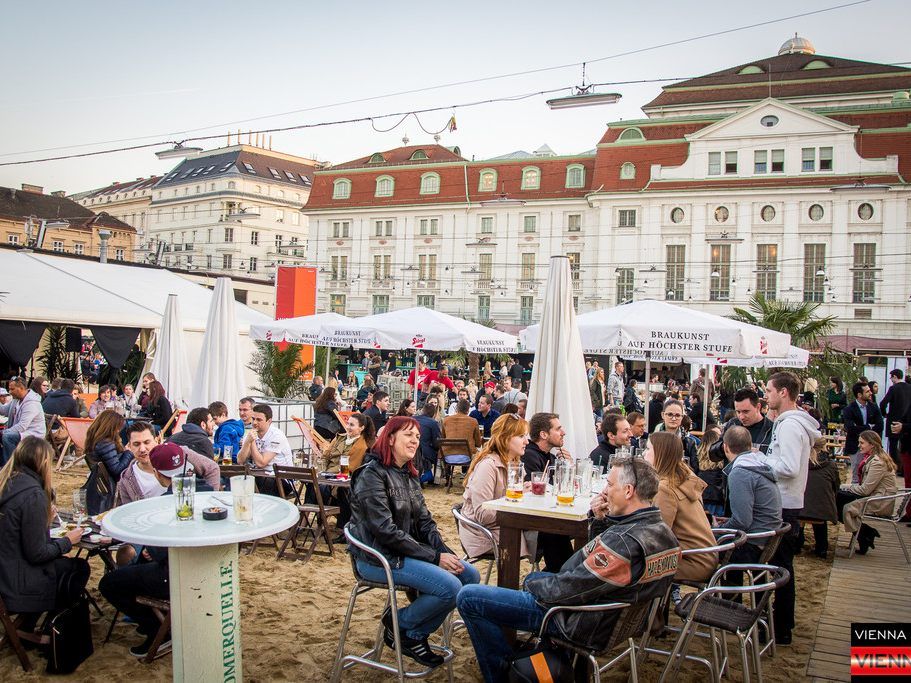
[21,183,43,194]
[51,190,66,197]
[98,229,112,264]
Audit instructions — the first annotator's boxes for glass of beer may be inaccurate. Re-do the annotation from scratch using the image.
[339,455,350,477]
[222,445,233,466]
[554,460,575,506]
[505,462,524,502]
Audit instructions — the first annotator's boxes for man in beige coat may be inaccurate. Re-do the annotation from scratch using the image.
[441,399,483,460]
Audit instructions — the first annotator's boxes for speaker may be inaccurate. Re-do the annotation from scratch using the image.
[65,327,83,353]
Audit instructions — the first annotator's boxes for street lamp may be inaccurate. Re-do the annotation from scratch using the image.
[156,142,203,160]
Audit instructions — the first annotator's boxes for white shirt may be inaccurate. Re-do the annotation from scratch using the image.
[133,462,166,499]
[255,424,293,472]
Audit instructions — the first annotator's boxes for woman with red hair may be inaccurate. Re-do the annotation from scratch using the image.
[347,416,480,668]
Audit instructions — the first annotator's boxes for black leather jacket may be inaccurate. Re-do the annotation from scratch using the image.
[347,454,452,569]
[708,415,774,463]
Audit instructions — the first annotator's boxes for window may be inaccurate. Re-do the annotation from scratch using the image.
[333,179,351,199]
[709,244,731,301]
[708,152,721,176]
[250,231,259,246]
[567,252,581,281]
[368,153,385,164]
[410,150,428,161]
[206,255,212,269]
[761,205,776,222]
[418,254,437,281]
[819,147,833,171]
[771,149,784,173]
[670,207,685,224]
[521,253,535,281]
[291,212,300,226]
[275,234,283,247]
[618,209,637,228]
[73,242,84,255]
[275,209,284,223]
[419,173,440,195]
[479,253,493,281]
[565,164,585,188]
[567,214,581,231]
[803,243,826,303]
[666,245,685,300]
[802,148,816,172]
[330,294,346,315]
[284,171,297,182]
[416,295,435,309]
[754,150,767,174]
[479,216,494,234]
[223,254,233,270]
[519,296,534,324]
[478,169,497,192]
[852,243,876,303]
[620,162,636,180]
[725,151,738,174]
[374,220,393,237]
[115,248,124,261]
[522,215,537,233]
[809,204,825,221]
[857,203,874,221]
[7,234,18,245]
[332,221,350,238]
[617,127,644,141]
[756,244,778,300]
[243,162,256,174]
[714,206,729,223]
[521,167,540,190]
[373,254,391,279]
[375,175,394,197]
[248,257,257,272]
[267,167,281,180]
[372,295,389,315]
[331,255,348,281]
[224,227,234,242]
[760,115,779,127]
[616,268,634,304]
[419,218,439,235]
[478,296,490,320]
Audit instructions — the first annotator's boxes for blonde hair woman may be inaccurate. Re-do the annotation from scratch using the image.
[838,430,897,554]
[459,414,530,558]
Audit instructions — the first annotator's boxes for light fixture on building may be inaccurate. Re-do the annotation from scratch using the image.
[546,63,621,110]
[816,268,826,277]
[155,142,203,160]
[710,270,720,278]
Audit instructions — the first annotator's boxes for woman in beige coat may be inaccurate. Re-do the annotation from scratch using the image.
[459,414,530,559]
[838,430,898,554]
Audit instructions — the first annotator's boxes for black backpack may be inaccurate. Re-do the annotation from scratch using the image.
[506,637,574,683]
[43,596,94,674]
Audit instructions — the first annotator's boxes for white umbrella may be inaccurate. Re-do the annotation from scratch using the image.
[149,294,192,409]
[250,311,356,380]
[526,257,597,462]
[190,278,246,412]
[691,345,810,369]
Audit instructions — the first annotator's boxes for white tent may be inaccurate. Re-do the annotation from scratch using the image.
[691,346,810,369]
[191,278,247,412]
[149,294,193,409]
[526,257,597,461]
[0,250,270,392]
[249,312,355,346]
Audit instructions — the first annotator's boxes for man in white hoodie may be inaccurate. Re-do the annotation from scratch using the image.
[761,371,821,646]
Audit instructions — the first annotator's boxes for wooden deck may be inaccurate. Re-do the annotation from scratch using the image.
[806,519,911,681]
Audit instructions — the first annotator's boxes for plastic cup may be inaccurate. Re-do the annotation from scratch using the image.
[230,475,255,522]
[173,476,196,521]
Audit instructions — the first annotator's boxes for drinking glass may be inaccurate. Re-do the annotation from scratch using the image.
[230,475,255,522]
[222,445,234,466]
[530,471,547,496]
[590,470,602,495]
[72,490,87,526]
[213,446,222,462]
[505,462,524,502]
[292,450,304,468]
[554,459,575,506]
[575,459,592,496]
[173,475,196,521]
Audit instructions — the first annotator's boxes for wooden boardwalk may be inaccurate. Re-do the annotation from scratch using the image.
[806,520,911,681]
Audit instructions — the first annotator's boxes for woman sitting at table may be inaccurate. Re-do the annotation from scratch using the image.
[139,380,173,434]
[83,409,133,514]
[347,416,480,667]
[837,430,898,554]
[356,375,376,408]
[313,386,344,441]
[0,437,90,630]
[88,383,122,418]
[396,398,417,417]
[459,414,531,560]
[321,413,376,541]
[346,371,359,389]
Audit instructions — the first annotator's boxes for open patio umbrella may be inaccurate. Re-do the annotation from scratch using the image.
[250,311,355,379]
[149,294,192,409]
[190,278,246,413]
[691,345,810,369]
[526,257,597,461]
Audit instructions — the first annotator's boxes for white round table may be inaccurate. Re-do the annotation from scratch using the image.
[102,492,298,682]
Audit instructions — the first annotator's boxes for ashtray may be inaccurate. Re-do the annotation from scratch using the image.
[203,507,228,521]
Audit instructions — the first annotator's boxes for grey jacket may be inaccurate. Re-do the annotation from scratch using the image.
[721,451,782,543]
[0,389,46,438]
[762,409,820,510]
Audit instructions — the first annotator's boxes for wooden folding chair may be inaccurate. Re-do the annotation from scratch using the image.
[334,409,354,428]
[437,438,473,492]
[0,595,33,672]
[158,409,185,440]
[292,415,330,455]
[273,465,340,563]
[135,596,171,663]
[170,410,188,435]
[54,417,93,471]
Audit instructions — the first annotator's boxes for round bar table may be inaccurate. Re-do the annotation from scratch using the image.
[102,492,298,682]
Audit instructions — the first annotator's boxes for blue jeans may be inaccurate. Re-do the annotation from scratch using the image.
[1,429,21,465]
[356,557,480,640]
[456,572,551,683]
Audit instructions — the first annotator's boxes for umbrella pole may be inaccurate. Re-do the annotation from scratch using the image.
[413,349,421,405]
[703,363,712,433]
[643,352,651,437]
[324,345,331,381]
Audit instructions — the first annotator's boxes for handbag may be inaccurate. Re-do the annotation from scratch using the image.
[43,596,94,674]
[506,636,574,683]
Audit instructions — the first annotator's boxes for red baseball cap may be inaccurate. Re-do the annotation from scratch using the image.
[149,443,192,478]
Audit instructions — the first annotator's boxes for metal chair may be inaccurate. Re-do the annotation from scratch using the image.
[329,527,454,683]
[743,522,791,658]
[658,564,790,683]
[450,504,498,584]
[847,489,911,564]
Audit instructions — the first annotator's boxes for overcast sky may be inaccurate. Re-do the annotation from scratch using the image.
[1,0,909,193]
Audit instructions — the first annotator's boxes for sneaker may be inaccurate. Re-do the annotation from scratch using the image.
[398,635,444,667]
[381,608,395,648]
[130,635,172,658]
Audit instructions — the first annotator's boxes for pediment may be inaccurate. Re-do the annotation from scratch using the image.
[685,98,857,141]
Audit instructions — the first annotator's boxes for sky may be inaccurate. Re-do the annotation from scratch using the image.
[1,0,909,193]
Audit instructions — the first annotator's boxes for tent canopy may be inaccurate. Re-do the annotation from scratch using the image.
[250,312,354,345]
[692,346,810,369]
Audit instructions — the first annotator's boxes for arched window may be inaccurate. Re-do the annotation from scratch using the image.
[521,166,540,190]
[375,175,394,197]
[738,65,764,75]
[565,164,585,189]
[420,172,440,195]
[478,169,497,192]
[332,178,351,200]
[410,150,428,160]
[620,162,636,180]
[368,153,385,164]
[803,59,831,70]
[227,181,236,190]
[617,127,645,142]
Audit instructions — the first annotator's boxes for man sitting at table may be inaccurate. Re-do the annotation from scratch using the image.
[238,403,293,496]
[0,376,46,465]
[588,413,632,468]
[308,376,325,401]
[469,395,500,439]
[238,396,255,431]
[209,401,245,460]
[457,456,680,683]
[167,406,215,459]
[364,391,391,433]
[100,443,215,658]
[627,411,646,450]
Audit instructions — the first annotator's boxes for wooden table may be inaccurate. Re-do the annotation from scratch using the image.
[482,492,593,589]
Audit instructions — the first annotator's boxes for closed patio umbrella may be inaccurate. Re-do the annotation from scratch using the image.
[149,293,192,409]
[190,278,246,413]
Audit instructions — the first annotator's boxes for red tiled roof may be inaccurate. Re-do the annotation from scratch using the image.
[590,143,690,192]
[330,145,465,170]
[82,176,162,198]
[598,121,712,145]
[830,109,911,130]
[856,131,911,181]
[0,186,135,232]
[644,173,902,192]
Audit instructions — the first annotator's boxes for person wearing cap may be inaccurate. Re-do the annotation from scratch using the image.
[99,442,216,658]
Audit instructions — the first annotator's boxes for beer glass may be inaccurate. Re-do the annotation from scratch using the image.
[554,459,575,506]
[505,462,524,502]
[222,445,233,466]
[575,459,593,496]
[339,455,350,476]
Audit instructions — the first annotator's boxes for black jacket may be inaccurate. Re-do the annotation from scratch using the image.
[141,395,173,428]
[41,389,79,418]
[85,438,134,515]
[880,381,911,424]
[647,399,664,434]
[0,468,73,613]
[588,441,618,469]
[709,415,774,463]
[347,455,452,569]
[363,405,388,433]
[168,424,214,459]
[800,453,839,522]
[843,400,884,455]
[521,441,555,481]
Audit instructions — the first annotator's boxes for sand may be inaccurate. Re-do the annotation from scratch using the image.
[1,469,833,682]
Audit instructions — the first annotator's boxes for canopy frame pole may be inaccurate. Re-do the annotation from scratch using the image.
[643,351,651,440]
[324,345,331,382]
[413,348,421,406]
[703,363,713,433]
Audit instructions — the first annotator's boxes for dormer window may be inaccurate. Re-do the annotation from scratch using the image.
[738,65,765,75]
[420,172,440,195]
[620,162,636,180]
[332,178,351,200]
[521,167,540,190]
[368,153,386,164]
[803,59,831,70]
[410,150,428,161]
[375,175,394,197]
[478,169,497,192]
[565,164,585,189]
[617,127,645,142]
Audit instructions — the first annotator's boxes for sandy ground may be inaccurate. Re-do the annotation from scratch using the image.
[1,469,834,682]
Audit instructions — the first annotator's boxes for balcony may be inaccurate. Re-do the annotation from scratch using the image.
[414,279,439,290]
[371,278,394,289]
[572,279,582,292]
[518,279,538,292]
[326,279,349,291]
[474,279,492,291]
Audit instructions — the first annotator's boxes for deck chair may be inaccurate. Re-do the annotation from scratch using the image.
[273,465,340,563]
[54,417,94,471]
[159,409,185,440]
[170,410,188,434]
[334,409,353,429]
[292,415,330,458]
